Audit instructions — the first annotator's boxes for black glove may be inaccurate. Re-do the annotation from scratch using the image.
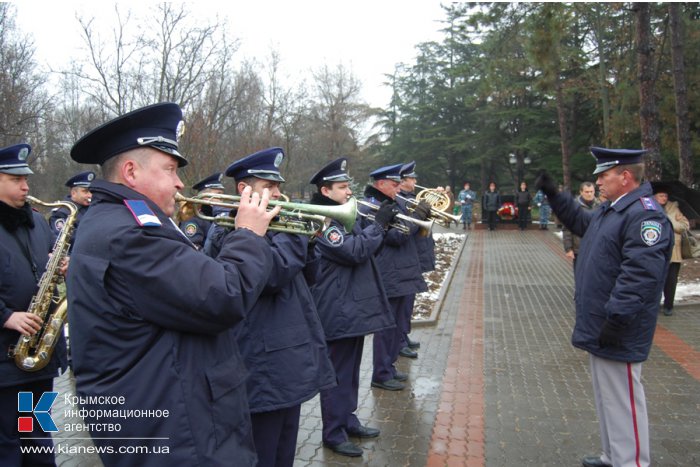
[534,170,559,198]
[598,320,625,348]
[412,201,431,221]
[374,200,398,229]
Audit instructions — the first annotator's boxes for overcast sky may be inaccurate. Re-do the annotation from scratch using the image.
[15,1,448,109]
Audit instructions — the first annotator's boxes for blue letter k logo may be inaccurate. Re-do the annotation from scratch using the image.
[18,392,59,432]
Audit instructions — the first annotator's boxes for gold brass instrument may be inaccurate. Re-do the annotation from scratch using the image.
[397,186,462,226]
[10,196,78,371]
[355,199,434,236]
[175,192,357,235]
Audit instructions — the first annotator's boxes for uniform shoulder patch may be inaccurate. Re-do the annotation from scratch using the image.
[183,222,197,237]
[323,225,344,246]
[53,218,65,232]
[124,200,162,227]
[640,197,657,211]
[640,220,662,246]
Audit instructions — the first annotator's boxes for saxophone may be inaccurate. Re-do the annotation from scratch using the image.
[10,196,78,372]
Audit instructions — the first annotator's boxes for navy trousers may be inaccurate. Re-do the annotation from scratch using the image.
[320,336,364,445]
[0,379,56,467]
[250,404,301,467]
[372,295,410,382]
[397,294,415,349]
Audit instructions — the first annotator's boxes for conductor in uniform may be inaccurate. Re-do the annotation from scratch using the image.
[66,103,280,467]
[308,158,396,457]
[361,163,428,391]
[536,147,672,467]
[178,172,225,250]
[219,148,336,467]
[0,143,68,467]
[49,171,94,236]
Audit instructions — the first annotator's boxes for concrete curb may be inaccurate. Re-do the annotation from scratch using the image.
[412,232,468,327]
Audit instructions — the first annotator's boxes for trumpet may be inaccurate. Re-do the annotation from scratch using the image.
[174,192,357,236]
[355,199,434,236]
[397,186,462,226]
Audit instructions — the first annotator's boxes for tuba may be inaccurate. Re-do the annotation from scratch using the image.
[397,186,462,226]
[10,196,78,371]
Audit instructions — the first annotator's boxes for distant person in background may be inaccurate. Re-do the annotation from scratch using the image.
[49,171,94,236]
[482,182,500,231]
[514,181,532,231]
[562,182,600,268]
[653,184,689,317]
[533,187,551,230]
[458,182,476,230]
[178,172,225,250]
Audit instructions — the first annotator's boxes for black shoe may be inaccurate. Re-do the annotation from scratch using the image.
[407,338,420,349]
[347,425,380,438]
[399,347,418,358]
[663,308,673,316]
[371,379,405,391]
[324,440,363,457]
[393,371,408,382]
[581,455,612,467]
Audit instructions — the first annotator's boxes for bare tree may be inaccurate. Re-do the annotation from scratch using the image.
[0,4,51,146]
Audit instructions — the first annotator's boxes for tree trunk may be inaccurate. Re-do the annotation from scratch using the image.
[556,82,572,191]
[634,3,663,181]
[669,3,694,185]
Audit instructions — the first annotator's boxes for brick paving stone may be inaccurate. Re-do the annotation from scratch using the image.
[44,228,700,466]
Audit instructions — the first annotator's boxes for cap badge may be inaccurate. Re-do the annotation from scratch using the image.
[274,152,284,167]
[176,120,186,142]
[87,173,95,181]
[340,160,347,171]
[18,147,28,161]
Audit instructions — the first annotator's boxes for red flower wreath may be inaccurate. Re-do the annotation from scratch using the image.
[497,202,517,220]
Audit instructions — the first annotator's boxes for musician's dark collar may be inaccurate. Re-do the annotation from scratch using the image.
[310,192,340,206]
[0,201,35,231]
[364,185,393,203]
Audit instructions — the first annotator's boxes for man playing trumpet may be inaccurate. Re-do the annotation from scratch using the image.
[308,157,396,457]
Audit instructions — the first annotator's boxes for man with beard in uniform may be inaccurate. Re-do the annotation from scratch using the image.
[66,103,280,467]
[536,147,672,467]
[49,171,94,236]
[361,163,429,391]
[308,157,396,457]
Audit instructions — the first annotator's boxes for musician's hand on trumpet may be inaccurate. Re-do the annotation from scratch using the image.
[234,186,282,236]
[411,201,432,221]
[373,200,399,229]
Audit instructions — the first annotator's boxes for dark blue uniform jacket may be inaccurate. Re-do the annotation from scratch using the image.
[399,190,435,272]
[361,186,427,298]
[49,196,88,236]
[550,182,672,362]
[309,194,394,341]
[66,180,274,467]
[179,215,211,250]
[1,205,67,387]
[233,230,336,413]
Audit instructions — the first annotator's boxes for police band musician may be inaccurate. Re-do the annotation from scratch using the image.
[65,102,281,467]
[536,147,673,467]
[359,163,429,392]
[177,172,225,250]
[205,147,335,467]
[307,157,396,457]
[48,171,94,237]
[396,161,432,358]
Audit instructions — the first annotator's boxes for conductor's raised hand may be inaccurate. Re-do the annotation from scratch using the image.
[235,186,282,236]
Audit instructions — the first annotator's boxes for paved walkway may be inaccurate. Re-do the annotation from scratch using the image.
[51,229,700,466]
